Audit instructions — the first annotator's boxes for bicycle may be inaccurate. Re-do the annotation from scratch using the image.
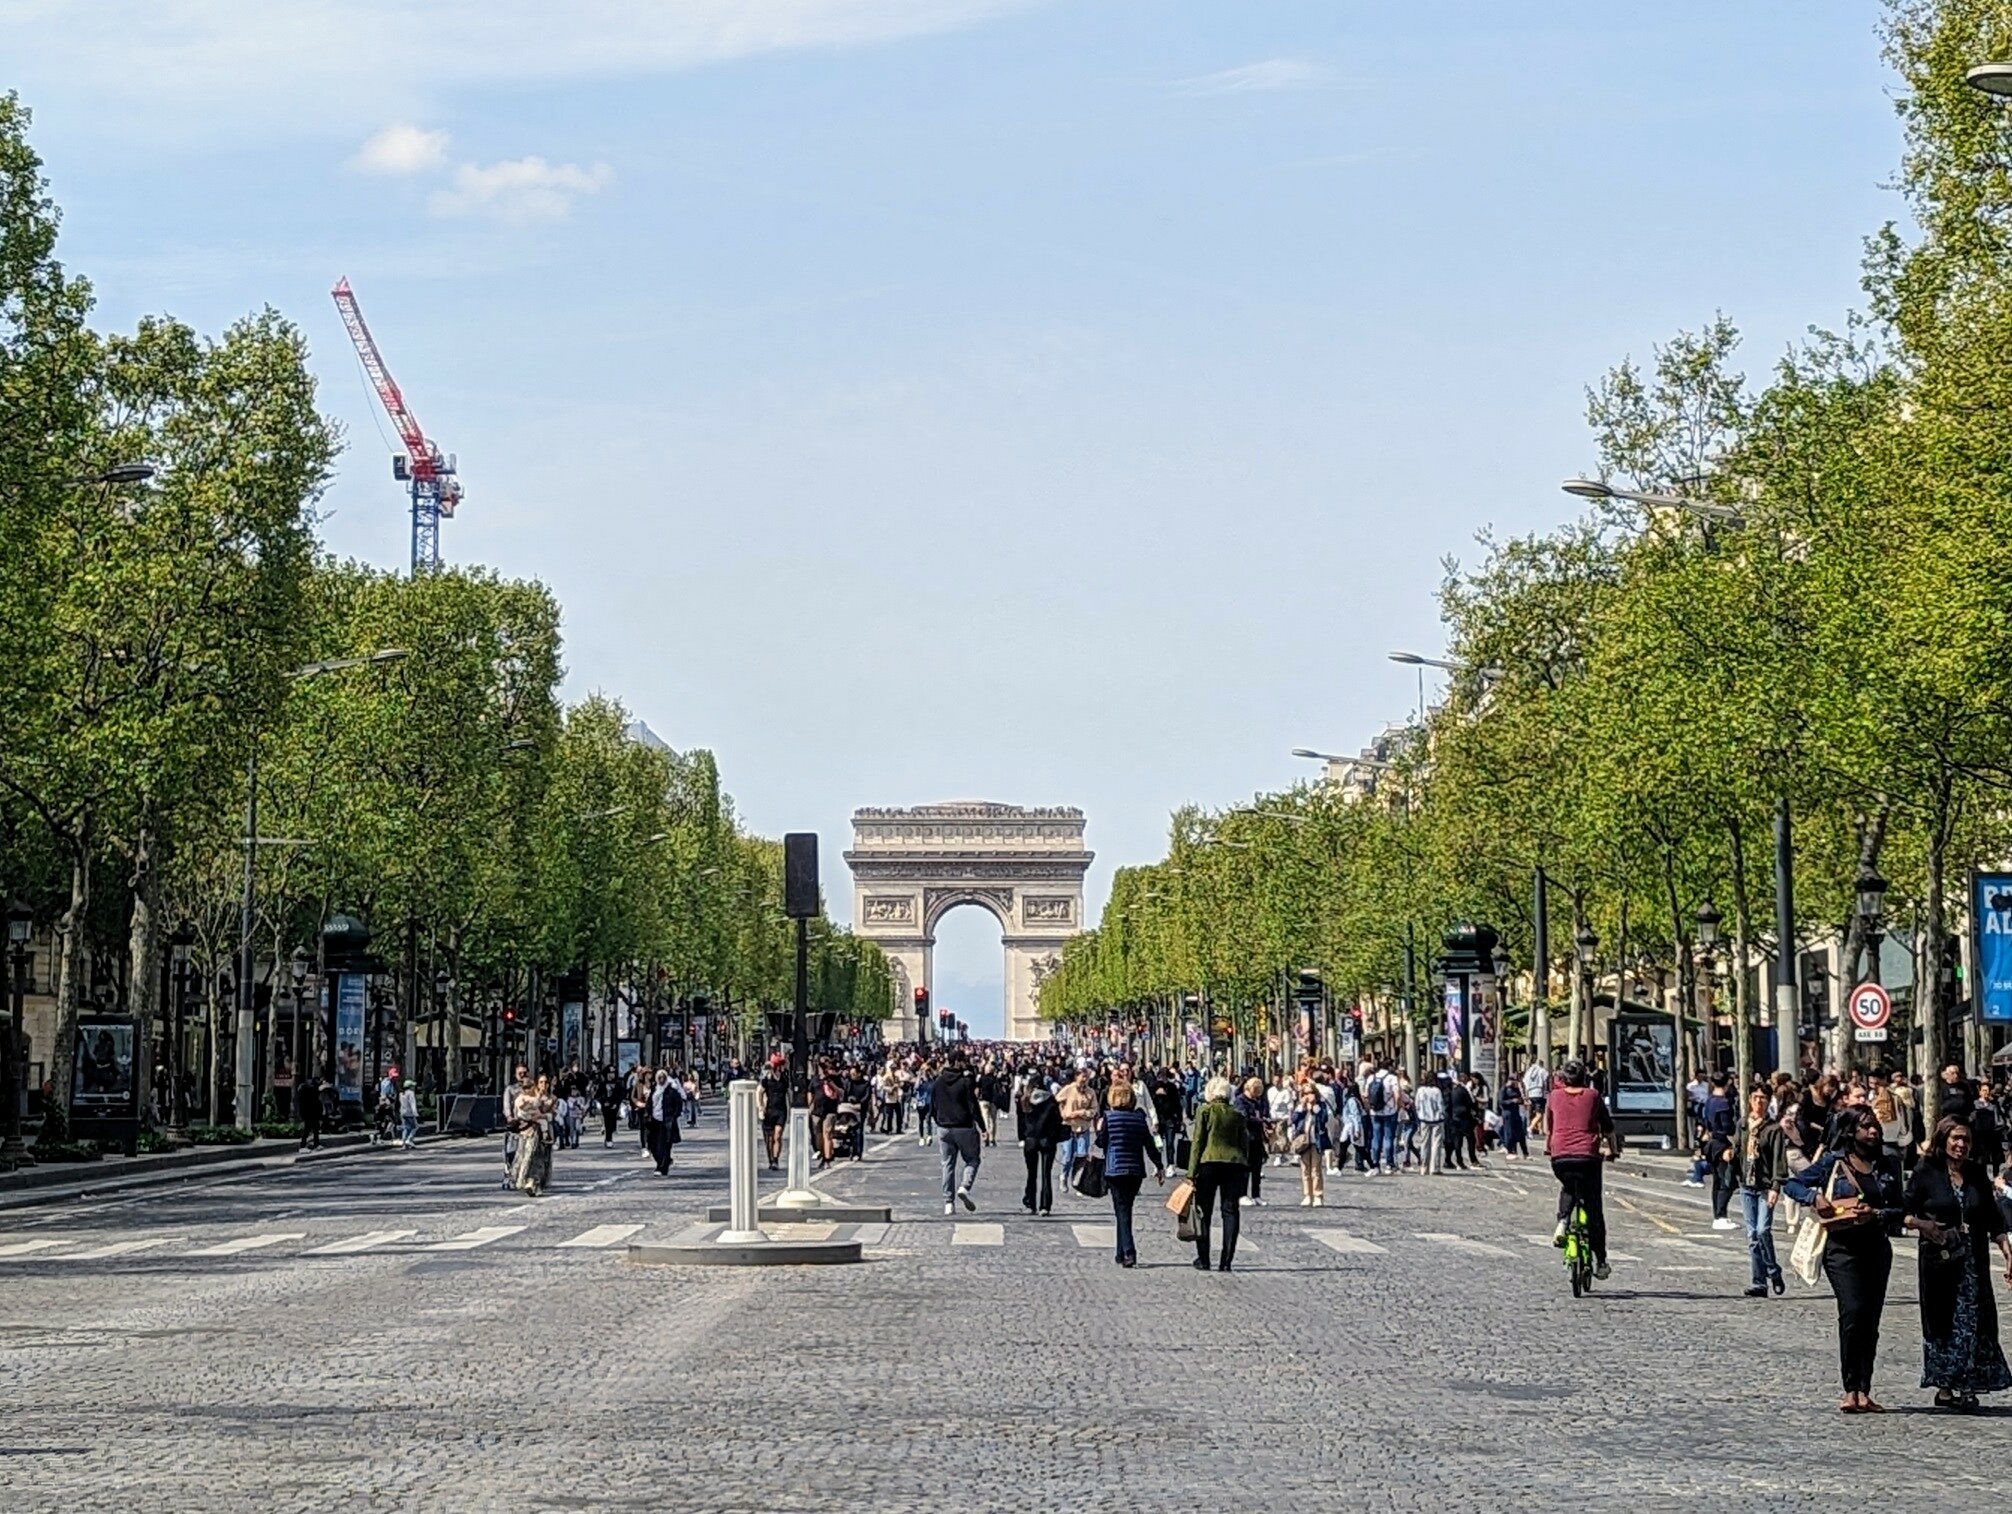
[1562,1199,1595,1297]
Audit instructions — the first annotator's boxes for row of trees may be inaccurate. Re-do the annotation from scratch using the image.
[1039,0,2012,1125]
[0,95,889,1128]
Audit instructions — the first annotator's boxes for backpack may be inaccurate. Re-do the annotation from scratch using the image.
[1366,1074,1388,1113]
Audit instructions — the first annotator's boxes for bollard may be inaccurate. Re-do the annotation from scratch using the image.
[718,1079,766,1245]
[776,1105,821,1208]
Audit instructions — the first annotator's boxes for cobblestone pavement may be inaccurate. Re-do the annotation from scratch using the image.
[1,1117,2005,1512]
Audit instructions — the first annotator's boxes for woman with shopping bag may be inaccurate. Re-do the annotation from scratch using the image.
[1784,1107,1906,1414]
[1187,1076,1252,1272]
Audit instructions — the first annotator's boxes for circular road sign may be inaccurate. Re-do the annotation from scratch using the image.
[1847,982,1892,1031]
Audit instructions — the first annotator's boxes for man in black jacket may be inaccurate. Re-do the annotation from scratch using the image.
[932,1055,982,1216]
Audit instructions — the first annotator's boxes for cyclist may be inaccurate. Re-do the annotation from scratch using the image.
[1547,1057,1617,1278]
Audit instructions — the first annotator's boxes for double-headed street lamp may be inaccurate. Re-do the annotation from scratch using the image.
[234,646,410,1130]
[1561,474,1745,526]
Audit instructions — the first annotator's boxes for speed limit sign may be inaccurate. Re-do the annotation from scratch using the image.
[1848,982,1891,1042]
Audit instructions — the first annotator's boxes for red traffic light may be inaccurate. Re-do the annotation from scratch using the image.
[503,1008,516,1022]
[914,986,928,1004]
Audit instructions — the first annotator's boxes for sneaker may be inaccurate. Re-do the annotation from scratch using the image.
[1682,1178,1705,1188]
[1743,1284,1767,1297]
[944,1202,955,1216]
[1239,1196,1255,1207]
[1711,1217,1736,1231]
[958,1188,976,1212]
[1299,1196,1313,1207]
[1771,1273,1786,1296]
[1552,1220,1567,1247]
[1313,1196,1324,1207]
[1593,1261,1611,1280]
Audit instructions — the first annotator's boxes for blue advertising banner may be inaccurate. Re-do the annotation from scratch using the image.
[1973,872,2012,1023]
[334,973,367,1102]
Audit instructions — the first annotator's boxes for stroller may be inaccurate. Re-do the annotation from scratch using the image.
[830,1101,863,1163]
[371,1097,397,1147]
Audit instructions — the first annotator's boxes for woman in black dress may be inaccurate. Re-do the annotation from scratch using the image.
[1784,1107,1905,1413]
[1903,1117,2012,1410]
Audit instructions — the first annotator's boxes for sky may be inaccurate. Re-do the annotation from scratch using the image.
[3,0,1903,1035]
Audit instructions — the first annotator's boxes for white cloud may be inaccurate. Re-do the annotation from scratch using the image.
[351,124,451,176]
[0,1,1044,143]
[428,156,614,224]
[1171,59,1339,97]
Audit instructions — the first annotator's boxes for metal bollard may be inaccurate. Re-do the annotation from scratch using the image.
[719,1079,766,1245]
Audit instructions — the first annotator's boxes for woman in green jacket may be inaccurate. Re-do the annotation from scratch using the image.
[1188,1075,1252,1272]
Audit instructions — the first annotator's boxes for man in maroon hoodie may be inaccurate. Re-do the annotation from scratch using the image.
[1547,1058,1617,1278]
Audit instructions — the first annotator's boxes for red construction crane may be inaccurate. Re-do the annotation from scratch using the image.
[330,277,462,573]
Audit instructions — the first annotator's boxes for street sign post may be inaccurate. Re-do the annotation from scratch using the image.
[1847,981,1891,1044]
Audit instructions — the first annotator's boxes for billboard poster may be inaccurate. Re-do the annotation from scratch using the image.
[616,1039,641,1075]
[1974,871,2012,1023]
[1471,974,1500,1092]
[561,1001,584,1065]
[333,973,367,1103]
[1442,981,1463,1066]
[1611,1015,1675,1114]
[70,1016,138,1113]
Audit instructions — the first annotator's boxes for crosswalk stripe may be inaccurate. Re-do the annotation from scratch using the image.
[1307,1228,1387,1256]
[557,1224,642,1249]
[0,1238,67,1257]
[951,1222,1003,1246]
[1071,1224,1115,1249]
[304,1229,415,1256]
[55,1237,177,1260]
[188,1232,306,1256]
[1522,1235,1640,1263]
[424,1225,525,1252]
[1415,1232,1515,1258]
[851,1223,890,1245]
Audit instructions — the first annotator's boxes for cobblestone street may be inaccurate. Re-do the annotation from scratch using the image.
[1,1123,2003,1512]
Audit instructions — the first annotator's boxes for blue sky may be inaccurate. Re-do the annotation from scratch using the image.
[6,1,1900,1034]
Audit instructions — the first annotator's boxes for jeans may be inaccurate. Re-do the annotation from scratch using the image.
[1190,1161,1247,1267]
[1372,1113,1399,1170]
[1022,1145,1056,1212]
[938,1126,981,1203]
[1063,1127,1094,1172]
[1551,1155,1607,1264]
[399,1115,417,1147]
[1740,1186,1781,1287]
[1420,1120,1446,1174]
[1711,1160,1737,1221]
[1108,1173,1144,1261]
[1825,1235,1893,1393]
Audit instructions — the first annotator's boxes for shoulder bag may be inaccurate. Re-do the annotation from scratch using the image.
[1789,1162,1843,1286]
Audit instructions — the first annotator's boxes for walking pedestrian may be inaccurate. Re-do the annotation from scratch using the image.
[1735,1085,1789,1298]
[598,1065,622,1146]
[297,1074,324,1151]
[501,1064,528,1188]
[1784,1107,1905,1413]
[1187,1076,1250,1272]
[397,1079,419,1149]
[511,1073,556,1196]
[1415,1073,1446,1175]
[1236,1077,1269,1207]
[1498,1071,1529,1160]
[1099,1082,1165,1267]
[1290,1084,1329,1206]
[932,1054,983,1216]
[1904,1117,2012,1410]
[1057,1067,1098,1178]
[1017,1072,1063,1215]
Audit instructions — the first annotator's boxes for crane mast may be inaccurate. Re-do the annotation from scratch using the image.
[330,277,462,573]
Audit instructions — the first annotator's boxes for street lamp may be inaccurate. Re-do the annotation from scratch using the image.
[63,461,157,488]
[1966,60,2012,97]
[234,646,410,1131]
[1560,474,1745,525]
[1855,863,1889,988]
[1572,925,1599,1062]
[1695,897,1722,953]
[2,900,32,1169]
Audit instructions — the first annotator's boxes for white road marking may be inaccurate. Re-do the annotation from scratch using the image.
[187,1232,306,1256]
[55,1237,178,1260]
[1072,1224,1115,1249]
[424,1225,524,1251]
[1522,1235,1639,1262]
[556,1224,642,1249]
[851,1223,890,1245]
[1307,1228,1388,1255]
[1416,1232,1515,1258]
[951,1223,1003,1246]
[304,1229,415,1256]
[0,1238,67,1257]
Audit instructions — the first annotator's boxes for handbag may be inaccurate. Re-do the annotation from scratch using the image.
[1289,1129,1312,1156]
[1789,1162,1844,1286]
[1164,1178,1195,1217]
[1176,1203,1199,1243]
[1070,1150,1107,1200]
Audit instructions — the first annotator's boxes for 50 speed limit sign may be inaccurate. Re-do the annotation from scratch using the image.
[1848,982,1892,1042]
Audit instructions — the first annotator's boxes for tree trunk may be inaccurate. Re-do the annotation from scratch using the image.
[47,830,92,1133]
[1922,800,1949,1132]
[1663,847,1692,1151]
[123,820,161,1040]
[1729,821,1753,1097]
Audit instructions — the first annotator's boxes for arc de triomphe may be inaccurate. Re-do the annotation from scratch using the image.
[846,803,1091,1043]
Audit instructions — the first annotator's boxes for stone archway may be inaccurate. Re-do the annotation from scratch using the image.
[846,803,1091,1042]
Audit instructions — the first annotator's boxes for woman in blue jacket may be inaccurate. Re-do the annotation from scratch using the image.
[1289,1082,1331,1206]
[1099,1082,1165,1268]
